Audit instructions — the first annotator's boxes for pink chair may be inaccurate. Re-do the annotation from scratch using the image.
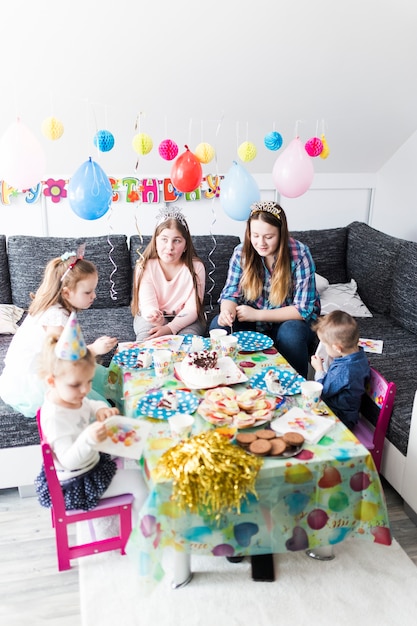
[36,409,134,571]
[353,367,396,472]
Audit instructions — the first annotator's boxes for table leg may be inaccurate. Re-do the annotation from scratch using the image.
[171,551,193,589]
[305,545,335,561]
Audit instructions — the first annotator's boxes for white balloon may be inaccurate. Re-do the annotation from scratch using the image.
[272,137,314,198]
[0,119,46,189]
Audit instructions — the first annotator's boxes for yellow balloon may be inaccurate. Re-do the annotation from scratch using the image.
[353,500,378,522]
[195,142,215,164]
[238,141,257,162]
[319,134,330,159]
[132,132,153,155]
[284,464,313,484]
[41,116,64,140]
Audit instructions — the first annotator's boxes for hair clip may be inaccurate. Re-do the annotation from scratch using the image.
[61,251,76,262]
[250,201,282,220]
[61,243,86,282]
[156,205,188,229]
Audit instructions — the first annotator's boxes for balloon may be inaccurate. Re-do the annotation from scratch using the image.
[220,161,260,221]
[272,137,314,198]
[0,118,46,189]
[68,157,112,220]
[170,146,203,193]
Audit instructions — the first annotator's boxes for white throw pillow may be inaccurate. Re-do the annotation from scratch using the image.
[0,304,25,334]
[319,279,373,318]
[315,273,329,295]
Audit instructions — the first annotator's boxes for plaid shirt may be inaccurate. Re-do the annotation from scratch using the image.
[219,239,320,330]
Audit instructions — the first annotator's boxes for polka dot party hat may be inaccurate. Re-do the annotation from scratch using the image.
[55,312,87,360]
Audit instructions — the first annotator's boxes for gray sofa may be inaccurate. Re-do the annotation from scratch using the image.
[1,223,417,519]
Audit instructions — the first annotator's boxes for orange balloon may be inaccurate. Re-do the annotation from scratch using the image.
[170,146,203,193]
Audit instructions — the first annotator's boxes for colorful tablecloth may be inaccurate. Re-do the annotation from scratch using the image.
[109,342,392,582]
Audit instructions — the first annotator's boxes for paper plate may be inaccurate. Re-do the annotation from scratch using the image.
[180,334,211,351]
[135,389,200,420]
[250,367,304,395]
[113,347,154,369]
[234,331,274,352]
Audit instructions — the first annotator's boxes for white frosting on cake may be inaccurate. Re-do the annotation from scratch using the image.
[181,350,224,388]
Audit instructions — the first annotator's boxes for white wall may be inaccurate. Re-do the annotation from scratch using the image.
[372,130,417,242]
[0,172,374,241]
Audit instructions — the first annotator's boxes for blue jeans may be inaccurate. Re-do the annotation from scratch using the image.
[209,315,316,379]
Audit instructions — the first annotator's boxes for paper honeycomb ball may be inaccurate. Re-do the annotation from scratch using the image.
[158,138,179,160]
[93,130,115,152]
[41,116,64,140]
[319,134,330,159]
[194,142,215,164]
[305,137,324,157]
[132,132,153,155]
[264,131,283,151]
[238,141,257,162]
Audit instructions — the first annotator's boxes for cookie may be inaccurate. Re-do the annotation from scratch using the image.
[249,439,272,456]
[236,432,258,448]
[269,437,287,456]
[256,429,277,440]
[282,432,305,447]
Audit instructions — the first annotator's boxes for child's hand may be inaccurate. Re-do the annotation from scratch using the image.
[96,406,120,422]
[89,336,118,356]
[88,420,108,443]
[145,309,164,325]
[146,324,172,339]
[311,354,324,373]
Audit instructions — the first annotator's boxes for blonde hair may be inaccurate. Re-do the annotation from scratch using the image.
[240,207,291,305]
[39,333,96,380]
[29,257,98,316]
[131,217,204,321]
[312,310,360,351]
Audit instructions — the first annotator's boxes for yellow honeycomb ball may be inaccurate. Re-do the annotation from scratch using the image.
[238,141,257,162]
[41,116,64,140]
[132,132,153,155]
[194,142,215,164]
[319,134,330,159]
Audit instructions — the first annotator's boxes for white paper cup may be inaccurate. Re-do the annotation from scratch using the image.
[153,349,173,378]
[209,328,227,352]
[168,413,195,439]
[300,381,323,411]
[220,334,238,359]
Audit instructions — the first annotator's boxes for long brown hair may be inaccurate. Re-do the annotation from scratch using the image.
[240,206,292,305]
[131,217,204,321]
[29,257,98,316]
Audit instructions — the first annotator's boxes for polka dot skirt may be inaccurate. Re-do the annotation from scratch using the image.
[35,453,117,511]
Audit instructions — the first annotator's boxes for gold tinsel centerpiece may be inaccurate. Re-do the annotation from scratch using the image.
[154,430,264,522]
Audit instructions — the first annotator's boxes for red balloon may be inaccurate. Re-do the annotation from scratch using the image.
[170,146,203,193]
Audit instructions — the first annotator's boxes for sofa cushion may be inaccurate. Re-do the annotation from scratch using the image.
[290,227,348,284]
[390,241,417,335]
[129,234,241,310]
[7,235,132,309]
[346,222,403,314]
[77,306,136,366]
[0,235,12,304]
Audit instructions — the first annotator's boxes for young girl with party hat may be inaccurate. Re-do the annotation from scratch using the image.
[131,206,206,342]
[0,246,117,417]
[35,313,147,518]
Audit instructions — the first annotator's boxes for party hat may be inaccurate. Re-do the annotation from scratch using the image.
[55,312,87,360]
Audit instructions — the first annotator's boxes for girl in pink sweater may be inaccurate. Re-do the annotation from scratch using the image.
[131,208,206,342]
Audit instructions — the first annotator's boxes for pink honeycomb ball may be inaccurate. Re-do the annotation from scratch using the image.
[305,137,324,157]
[158,139,179,161]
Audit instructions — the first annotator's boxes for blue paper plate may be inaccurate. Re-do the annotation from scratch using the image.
[250,367,304,396]
[180,334,211,351]
[113,347,154,369]
[135,389,200,420]
[234,331,274,352]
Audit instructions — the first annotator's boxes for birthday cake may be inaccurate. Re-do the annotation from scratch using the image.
[181,350,224,388]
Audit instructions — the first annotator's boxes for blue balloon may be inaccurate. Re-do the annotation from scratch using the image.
[220,161,260,221]
[68,157,112,220]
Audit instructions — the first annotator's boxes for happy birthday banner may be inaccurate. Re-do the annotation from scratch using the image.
[0,174,224,206]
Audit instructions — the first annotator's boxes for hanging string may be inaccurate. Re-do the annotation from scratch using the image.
[106,207,118,301]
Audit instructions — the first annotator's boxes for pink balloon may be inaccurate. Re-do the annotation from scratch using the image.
[0,118,46,189]
[272,137,314,198]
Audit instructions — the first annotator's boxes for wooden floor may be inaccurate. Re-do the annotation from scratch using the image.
[1,477,416,625]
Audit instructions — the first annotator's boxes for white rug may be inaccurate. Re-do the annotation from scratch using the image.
[79,535,417,626]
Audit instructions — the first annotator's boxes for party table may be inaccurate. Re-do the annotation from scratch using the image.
[108,339,392,584]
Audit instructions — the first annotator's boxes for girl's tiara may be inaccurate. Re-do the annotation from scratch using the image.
[250,201,282,221]
[156,206,188,229]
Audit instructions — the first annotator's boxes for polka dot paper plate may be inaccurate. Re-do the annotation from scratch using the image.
[113,347,154,369]
[234,331,274,352]
[135,389,200,420]
[180,334,211,351]
[250,367,304,396]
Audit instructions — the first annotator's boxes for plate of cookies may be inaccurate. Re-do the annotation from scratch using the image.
[236,429,305,457]
[197,387,283,428]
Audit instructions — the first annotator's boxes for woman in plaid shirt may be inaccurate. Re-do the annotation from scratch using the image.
[210,201,320,378]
